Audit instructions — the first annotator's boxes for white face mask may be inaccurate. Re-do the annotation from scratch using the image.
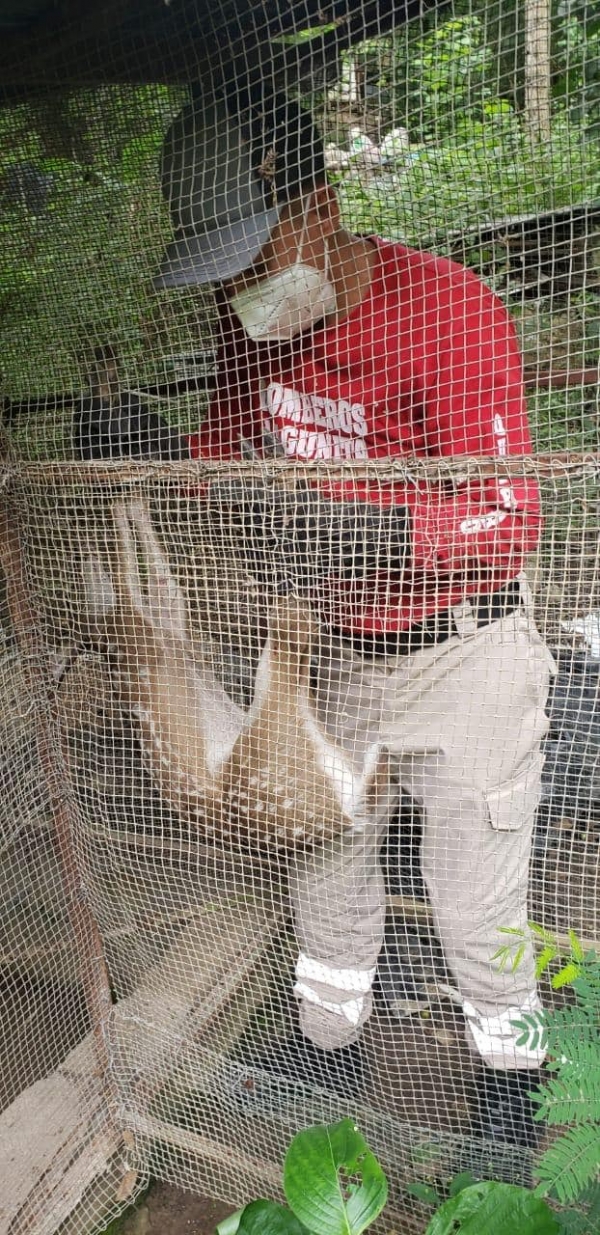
[230,198,337,342]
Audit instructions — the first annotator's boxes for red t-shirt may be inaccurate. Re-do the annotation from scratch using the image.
[188,237,541,633]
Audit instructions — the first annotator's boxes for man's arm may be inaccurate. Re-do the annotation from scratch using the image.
[405,270,541,576]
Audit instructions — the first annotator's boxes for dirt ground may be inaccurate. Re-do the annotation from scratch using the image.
[122,1182,235,1235]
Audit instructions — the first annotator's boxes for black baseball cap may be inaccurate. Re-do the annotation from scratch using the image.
[155,93,327,288]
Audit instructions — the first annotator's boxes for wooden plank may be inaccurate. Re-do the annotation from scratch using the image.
[0,891,283,1235]
[0,1036,118,1235]
[110,902,283,1104]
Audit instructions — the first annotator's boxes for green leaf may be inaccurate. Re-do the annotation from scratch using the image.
[528,921,558,945]
[552,962,582,990]
[534,1073,600,1127]
[405,1182,440,1206]
[448,1173,478,1198]
[283,1121,388,1235]
[424,1181,559,1234]
[237,1201,310,1235]
[272,22,338,44]
[511,942,526,973]
[490,945,512,973]
[216,1209,245,1235]
[536,946,558,979]
[513,1012,548,1054]
[535,1126,600,1205]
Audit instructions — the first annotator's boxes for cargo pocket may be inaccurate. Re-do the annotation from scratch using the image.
[485,752,545,832]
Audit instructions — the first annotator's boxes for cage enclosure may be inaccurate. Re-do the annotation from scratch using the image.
[0,2,599,1234]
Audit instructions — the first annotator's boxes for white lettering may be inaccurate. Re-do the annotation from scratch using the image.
[460,511,509,535]
[265,384,369,459]
[311,396,329,429]
[351,404,368,435]
[493,413,507,457]
[266,382,285,418]
[323,397,338,429]
[278,425,368,461]
[498,481,518,510]
[336,400,352,434]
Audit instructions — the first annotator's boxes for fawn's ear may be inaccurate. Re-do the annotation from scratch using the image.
[81,553,116,619]
[113,500,191,646]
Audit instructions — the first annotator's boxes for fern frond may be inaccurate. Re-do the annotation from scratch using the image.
[545,1008,598,1056]
[572,964,600,1012]
[555,1182,600,1235]
[535,1074,600,1126]
[547,1041,600,1074]
[555,1208,591,1235]
[513,1010,548,1053]
[536,1126,600,1204]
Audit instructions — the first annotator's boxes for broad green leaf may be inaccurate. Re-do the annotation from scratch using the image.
[216,1208,245,1235]
[448,1172,477,1198]
[237,1200,310,1235]
[284,1121,388,1235]
[424,1181,559,1235]
[405,1182,440,1206]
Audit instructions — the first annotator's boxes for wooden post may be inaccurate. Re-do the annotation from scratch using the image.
[524,0,552,144]
[0,480,127,1172]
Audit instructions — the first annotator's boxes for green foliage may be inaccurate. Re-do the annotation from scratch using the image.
[237,1201,310,1235]
[0,85,190,402]
[551,0,600,131]
[424,1181,559,1235]
[217,1120,388,1235]
[282,1120,388,1235]
[537,1127,600,1210]
[216,1123,559,1235]
[337,111,599,250]
[407,1170,560,1233]
[492,925,600,1222]
[334,2,599,260]
[408,16,494,140]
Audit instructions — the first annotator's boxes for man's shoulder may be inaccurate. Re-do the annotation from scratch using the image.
[373,236,497,312]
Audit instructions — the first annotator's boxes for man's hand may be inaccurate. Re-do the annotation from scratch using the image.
[207,479,410,588]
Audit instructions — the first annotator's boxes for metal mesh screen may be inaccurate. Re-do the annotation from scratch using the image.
[0,1,598,1232]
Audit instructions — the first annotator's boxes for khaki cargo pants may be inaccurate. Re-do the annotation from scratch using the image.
[290,578,556,1070]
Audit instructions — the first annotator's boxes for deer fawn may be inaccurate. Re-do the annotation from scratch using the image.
[73,498,391,852]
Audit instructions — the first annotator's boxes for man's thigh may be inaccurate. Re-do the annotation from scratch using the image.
[379,611,553,789]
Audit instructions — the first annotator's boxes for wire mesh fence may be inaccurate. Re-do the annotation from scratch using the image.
[0,0,598,1232]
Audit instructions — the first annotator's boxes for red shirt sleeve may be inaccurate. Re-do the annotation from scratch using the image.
[406,270,541,576]
[187,289,261,460]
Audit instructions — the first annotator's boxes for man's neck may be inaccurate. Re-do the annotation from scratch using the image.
[329,230,377,322]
